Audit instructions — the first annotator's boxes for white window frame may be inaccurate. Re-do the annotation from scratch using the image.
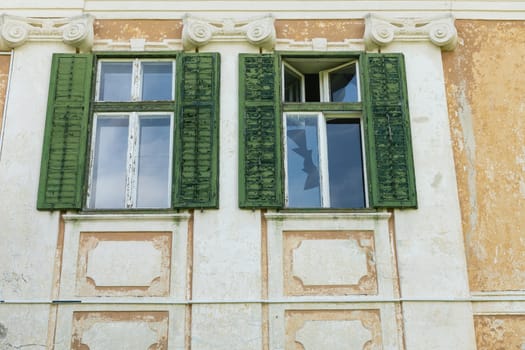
[95,58,176,102]
[320,60,361,103]
[88,57,176,209]
[87,112,174,209]
[283,111,367,208]
[282,58,368,208]
[282,61,305,102]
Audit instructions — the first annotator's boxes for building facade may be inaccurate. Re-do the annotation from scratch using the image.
[0,1,524,349]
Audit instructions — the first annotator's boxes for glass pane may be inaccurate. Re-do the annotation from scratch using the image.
[141,62,173,101]
[329,63,358,102]
[99,62,133,101]
[90,116,129,208]
[284,66,302,102]
[286,114,321,207]
[136,115,171,208]
[326,119,365,208]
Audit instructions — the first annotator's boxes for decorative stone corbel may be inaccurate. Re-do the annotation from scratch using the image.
[364,13,457,51]
[182,14,275,50]
[0,14,94,51]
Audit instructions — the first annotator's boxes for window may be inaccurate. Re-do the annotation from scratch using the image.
[88,59,175,209]
[37,53,220,211]
[282,59,365,208]
[239,53,417,209]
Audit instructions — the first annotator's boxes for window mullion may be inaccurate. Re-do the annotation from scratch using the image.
[283,113,290,207]
[320,71,329,102]
[318,113,330,207]
[132,59,141,102]
[126,112,139,208]
[359,117,370,207]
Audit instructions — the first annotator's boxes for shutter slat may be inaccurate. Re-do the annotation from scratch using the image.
[37,54,93,210]
[172,53,220,208]
[238,54,283,208]
[362,53,417,208]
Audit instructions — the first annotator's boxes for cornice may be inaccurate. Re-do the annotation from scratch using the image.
[364,13,457,51]
[0,14,94,51]
[182,14,275,50]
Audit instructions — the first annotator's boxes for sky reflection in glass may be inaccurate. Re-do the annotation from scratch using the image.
[286,114,321,207]
[99,62,133,101]
[141,62,173,101]
[136,115,171,208]
[90,116,129,208]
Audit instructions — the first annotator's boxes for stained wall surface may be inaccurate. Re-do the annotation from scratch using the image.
[0,55,10,135]
[443,20,525,292]
[443,20,525,349]
[474,315,525,350]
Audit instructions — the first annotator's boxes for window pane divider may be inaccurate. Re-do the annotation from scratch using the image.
[318,113,330,207]
[283,102,362,112]
[126,112,139,208]
[92,101,176,112]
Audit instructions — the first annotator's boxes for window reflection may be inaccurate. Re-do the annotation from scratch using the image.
[329,65,358,102]
[141,62,173,101]
[99,62,133,101]
[326,119,365,208]
[136,115,171,208]
[286,114,321,207]
[90,116,129,208]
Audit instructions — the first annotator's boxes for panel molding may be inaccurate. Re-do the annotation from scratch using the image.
[283,231,377,296]
[285,309,382,350]
[76,231,172,297]
[71,311,169,350]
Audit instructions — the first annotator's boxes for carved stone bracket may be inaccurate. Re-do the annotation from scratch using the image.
[364,13,457,51]
[0,14,94,51]
[182,14,275,50]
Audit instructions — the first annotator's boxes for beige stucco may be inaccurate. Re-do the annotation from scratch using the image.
[443,20,525,292]
[474,315,525,350]
[0,55,10,134]
[275,19,364,41]
[94,19,182,41]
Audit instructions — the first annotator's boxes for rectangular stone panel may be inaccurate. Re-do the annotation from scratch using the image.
[76,231,172,297]
[283,230,377,296]
[71,311,169,350]
[285,309,382,350]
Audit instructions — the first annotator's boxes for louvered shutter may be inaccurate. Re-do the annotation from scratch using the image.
[238,54,283,208]
[173,52,220,208]
[37,54,93,210]
[361,53,417,208]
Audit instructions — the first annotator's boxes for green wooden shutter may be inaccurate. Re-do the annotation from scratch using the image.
[173,52,220,208]
[361,53,417,208]
[238,54,283,208]
[37,54,93,210]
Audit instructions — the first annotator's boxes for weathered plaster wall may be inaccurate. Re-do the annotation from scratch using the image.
[474,315,525,350]
[0,55,10,135]
[94,19,182,41]
[275,19,363,41]
[443,20,525,292]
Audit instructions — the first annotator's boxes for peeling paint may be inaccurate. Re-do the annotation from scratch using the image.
[474,315,525,350]
[0,55,10,135]
[94,19,182,41]
[275,19,363,41]
[443,20,525,291]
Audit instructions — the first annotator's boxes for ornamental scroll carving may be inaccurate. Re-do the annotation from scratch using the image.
[364,13,457,51]
[182,14,275,50]
[0,14,94,51]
